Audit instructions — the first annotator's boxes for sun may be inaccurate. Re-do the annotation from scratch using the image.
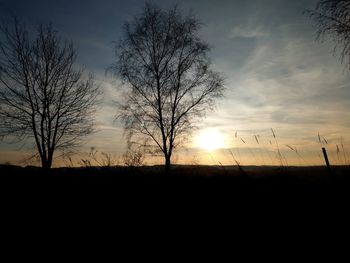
[196,129,226,151]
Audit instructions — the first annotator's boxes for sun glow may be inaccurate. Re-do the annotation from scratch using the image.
[196,129,226,151]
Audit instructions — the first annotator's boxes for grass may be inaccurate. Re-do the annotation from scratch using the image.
[228,129,350,168]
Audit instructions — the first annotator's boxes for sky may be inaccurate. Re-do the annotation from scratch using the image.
[0,0,350,166]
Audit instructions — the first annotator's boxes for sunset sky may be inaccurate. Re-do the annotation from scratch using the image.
[1,0,349,166]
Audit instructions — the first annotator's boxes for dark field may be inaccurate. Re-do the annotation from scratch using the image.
[2,165,350,214]
[1,164,350,191]
[1,164,349,177]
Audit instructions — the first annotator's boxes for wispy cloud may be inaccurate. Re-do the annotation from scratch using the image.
[228,25,269,39]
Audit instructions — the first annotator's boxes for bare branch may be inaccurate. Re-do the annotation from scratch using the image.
[305,0,350,66]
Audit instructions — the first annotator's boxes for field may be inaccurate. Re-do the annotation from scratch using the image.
[1,164,349,188]
[2,164,350,216]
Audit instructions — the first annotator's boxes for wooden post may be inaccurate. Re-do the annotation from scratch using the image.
[322,147,331,173]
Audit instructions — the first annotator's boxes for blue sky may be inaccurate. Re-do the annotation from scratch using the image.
[1,0,349,166]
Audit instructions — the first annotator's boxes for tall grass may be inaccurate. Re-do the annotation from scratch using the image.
[225,129,349,168]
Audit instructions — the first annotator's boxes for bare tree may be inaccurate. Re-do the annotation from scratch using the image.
[305,0,350,67]
[112,3,224,170]
[0,19,100,169]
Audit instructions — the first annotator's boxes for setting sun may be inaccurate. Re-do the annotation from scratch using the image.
[196,129,226,151]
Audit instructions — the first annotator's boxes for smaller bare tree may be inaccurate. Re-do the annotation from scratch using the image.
[113,3,224,170]
[305,0,350,67]
[0,18,100,169]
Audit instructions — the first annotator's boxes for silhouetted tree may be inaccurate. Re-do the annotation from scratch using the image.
[0,19,99,169]
[112,3,224,170]
[306,0,350,67]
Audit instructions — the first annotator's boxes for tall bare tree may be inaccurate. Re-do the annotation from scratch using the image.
[0,19,99,169]
[305,0,350,67]
[112,3,224,170]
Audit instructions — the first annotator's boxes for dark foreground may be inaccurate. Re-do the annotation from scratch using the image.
[1,164,349,193]
[1,165,350,220]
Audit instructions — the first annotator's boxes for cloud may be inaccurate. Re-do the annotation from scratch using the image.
[228,25,270,39]
[197,20,350,157]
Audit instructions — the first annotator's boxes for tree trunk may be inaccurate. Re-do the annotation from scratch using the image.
[165,155,171,171]
[41,156,53,170]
